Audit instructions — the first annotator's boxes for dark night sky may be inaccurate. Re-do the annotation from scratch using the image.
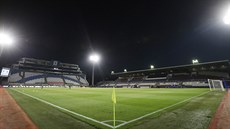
[0,1,230,82]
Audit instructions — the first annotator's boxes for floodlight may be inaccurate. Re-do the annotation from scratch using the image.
[89,53,100,63]
[111,71,114,74]
[223,7,230,24]
[124,69,127,72]
[0,33,14,46]
[150,65,154,69]
[223,16,230,24]
[192,59,199,64]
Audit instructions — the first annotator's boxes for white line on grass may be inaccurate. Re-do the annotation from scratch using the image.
[115,91,210,128]
[101,120,127,123]
[12,89,114,129]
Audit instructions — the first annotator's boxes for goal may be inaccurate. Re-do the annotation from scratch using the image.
[208,79,225,91]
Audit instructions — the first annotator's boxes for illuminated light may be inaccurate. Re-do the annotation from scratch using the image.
[0,33,14,46]
[111,71,114,74]
[150,65,154,69]
[124,69,127,72]
[223,7,230,24]
[192,59,199,64]
[223,15,230,24]
[89,53,100,63]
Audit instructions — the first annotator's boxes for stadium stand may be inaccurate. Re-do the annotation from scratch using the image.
[46,74,64,85]
[98,60,230,88]
[63,75,81,85]
[8,73,22,83]
[8,58,89,87]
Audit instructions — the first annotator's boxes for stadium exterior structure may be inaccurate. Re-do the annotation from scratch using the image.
[98,60,230,88]
[8,58,89,87]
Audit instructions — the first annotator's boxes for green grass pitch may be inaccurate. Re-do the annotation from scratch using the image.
[8,88,224,129]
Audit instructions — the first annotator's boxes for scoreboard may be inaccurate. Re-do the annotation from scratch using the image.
[1,67,10,77]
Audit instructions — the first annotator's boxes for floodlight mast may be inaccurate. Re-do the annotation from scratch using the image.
[89,53,100,86]
[223,7,230,65]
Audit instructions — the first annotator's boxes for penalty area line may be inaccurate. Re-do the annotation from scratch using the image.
[11,89,114,129]
[115,91,210,128]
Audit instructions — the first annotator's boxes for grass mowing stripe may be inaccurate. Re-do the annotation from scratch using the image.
[115,91,210,128]
[12,89,114,129]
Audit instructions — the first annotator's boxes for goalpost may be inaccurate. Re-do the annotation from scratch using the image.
[208,79,225,91]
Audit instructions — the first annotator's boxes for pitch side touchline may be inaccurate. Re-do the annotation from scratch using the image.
[12,89,114,129]
[115,91,210,128]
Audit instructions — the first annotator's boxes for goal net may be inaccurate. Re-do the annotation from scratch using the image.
[208,79,225,91]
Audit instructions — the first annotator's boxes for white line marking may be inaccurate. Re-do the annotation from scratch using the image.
[115,91,210,128]
[12,89,114,129]
[101,120,127,123]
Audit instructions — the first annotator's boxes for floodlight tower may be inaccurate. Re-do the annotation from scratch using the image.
[223,7,230,91]
[223,6,230,57]
[89,53,100,86]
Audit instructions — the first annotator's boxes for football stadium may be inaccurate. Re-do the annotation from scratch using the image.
[1,1,230,129]
[0,58,229,129]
